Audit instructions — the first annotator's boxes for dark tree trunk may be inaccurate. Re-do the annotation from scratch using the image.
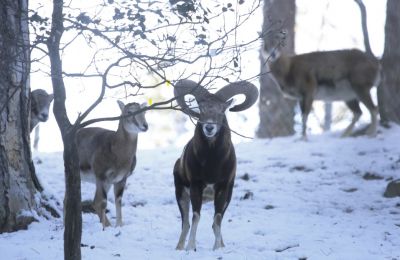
[61,129,81,260]
[379,0,400,125]
[0,0,38,232]
[48,0,82,259]
[257,0,296,138]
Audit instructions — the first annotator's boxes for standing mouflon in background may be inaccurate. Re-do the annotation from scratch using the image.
[267,49,380,139]
[76,101,148,228]
[173,79,258,250]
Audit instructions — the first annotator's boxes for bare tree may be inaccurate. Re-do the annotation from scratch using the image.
[47,1,83,259]
[379,0,400,125]
[0,0,59,233]
[258,0,296,138]
[33,0,261,259]
[318,2,333,132]
[0,0,38,233]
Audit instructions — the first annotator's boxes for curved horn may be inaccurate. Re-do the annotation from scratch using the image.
[215,81,259,112]
[173,79,210,118]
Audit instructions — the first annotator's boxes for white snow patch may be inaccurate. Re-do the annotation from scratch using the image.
[1,126,400,259]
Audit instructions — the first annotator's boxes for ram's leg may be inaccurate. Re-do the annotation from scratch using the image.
[342,99,362,137]
[186,182,204,251]
[300,93,313,140]
[212,181,234,250]
[175,187,190,250]
[174,160,191,250]
[94,179,111,229]
[356,88,378,136]
[114,177,127,227]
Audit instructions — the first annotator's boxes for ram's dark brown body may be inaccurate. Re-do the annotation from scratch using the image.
[173,117,236,251]
[174,118,236,188]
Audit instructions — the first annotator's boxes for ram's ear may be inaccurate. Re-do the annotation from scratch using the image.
[140,102,147,109]
[117,100,125,111]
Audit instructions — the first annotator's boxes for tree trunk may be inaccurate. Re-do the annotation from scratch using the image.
[48,0,82,259]
[0,0,38,232]
[61,129,82,260]
[379,0,400,125]
[257,0,296,138]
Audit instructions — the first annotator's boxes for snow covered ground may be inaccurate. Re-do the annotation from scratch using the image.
[1,127,400,260]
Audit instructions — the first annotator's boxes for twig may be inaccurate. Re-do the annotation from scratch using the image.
[275,243,300,253]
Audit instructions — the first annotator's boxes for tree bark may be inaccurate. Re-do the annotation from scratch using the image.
[0,0,38,232]
[257,0,296,138]
[48,0,82,259]
[379,0,400,125]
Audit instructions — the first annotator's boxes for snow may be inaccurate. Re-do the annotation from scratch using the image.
[1,127,400,260]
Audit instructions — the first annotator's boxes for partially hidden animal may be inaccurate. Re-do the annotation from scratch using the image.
[30,89,54,132]
[77,101,148,228]
[268,49,380,139]
[173,79,258,250]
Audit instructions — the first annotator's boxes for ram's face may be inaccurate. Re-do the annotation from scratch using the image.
[198,97,231,138]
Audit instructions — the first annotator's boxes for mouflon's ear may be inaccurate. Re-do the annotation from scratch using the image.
[117,100,125,111]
